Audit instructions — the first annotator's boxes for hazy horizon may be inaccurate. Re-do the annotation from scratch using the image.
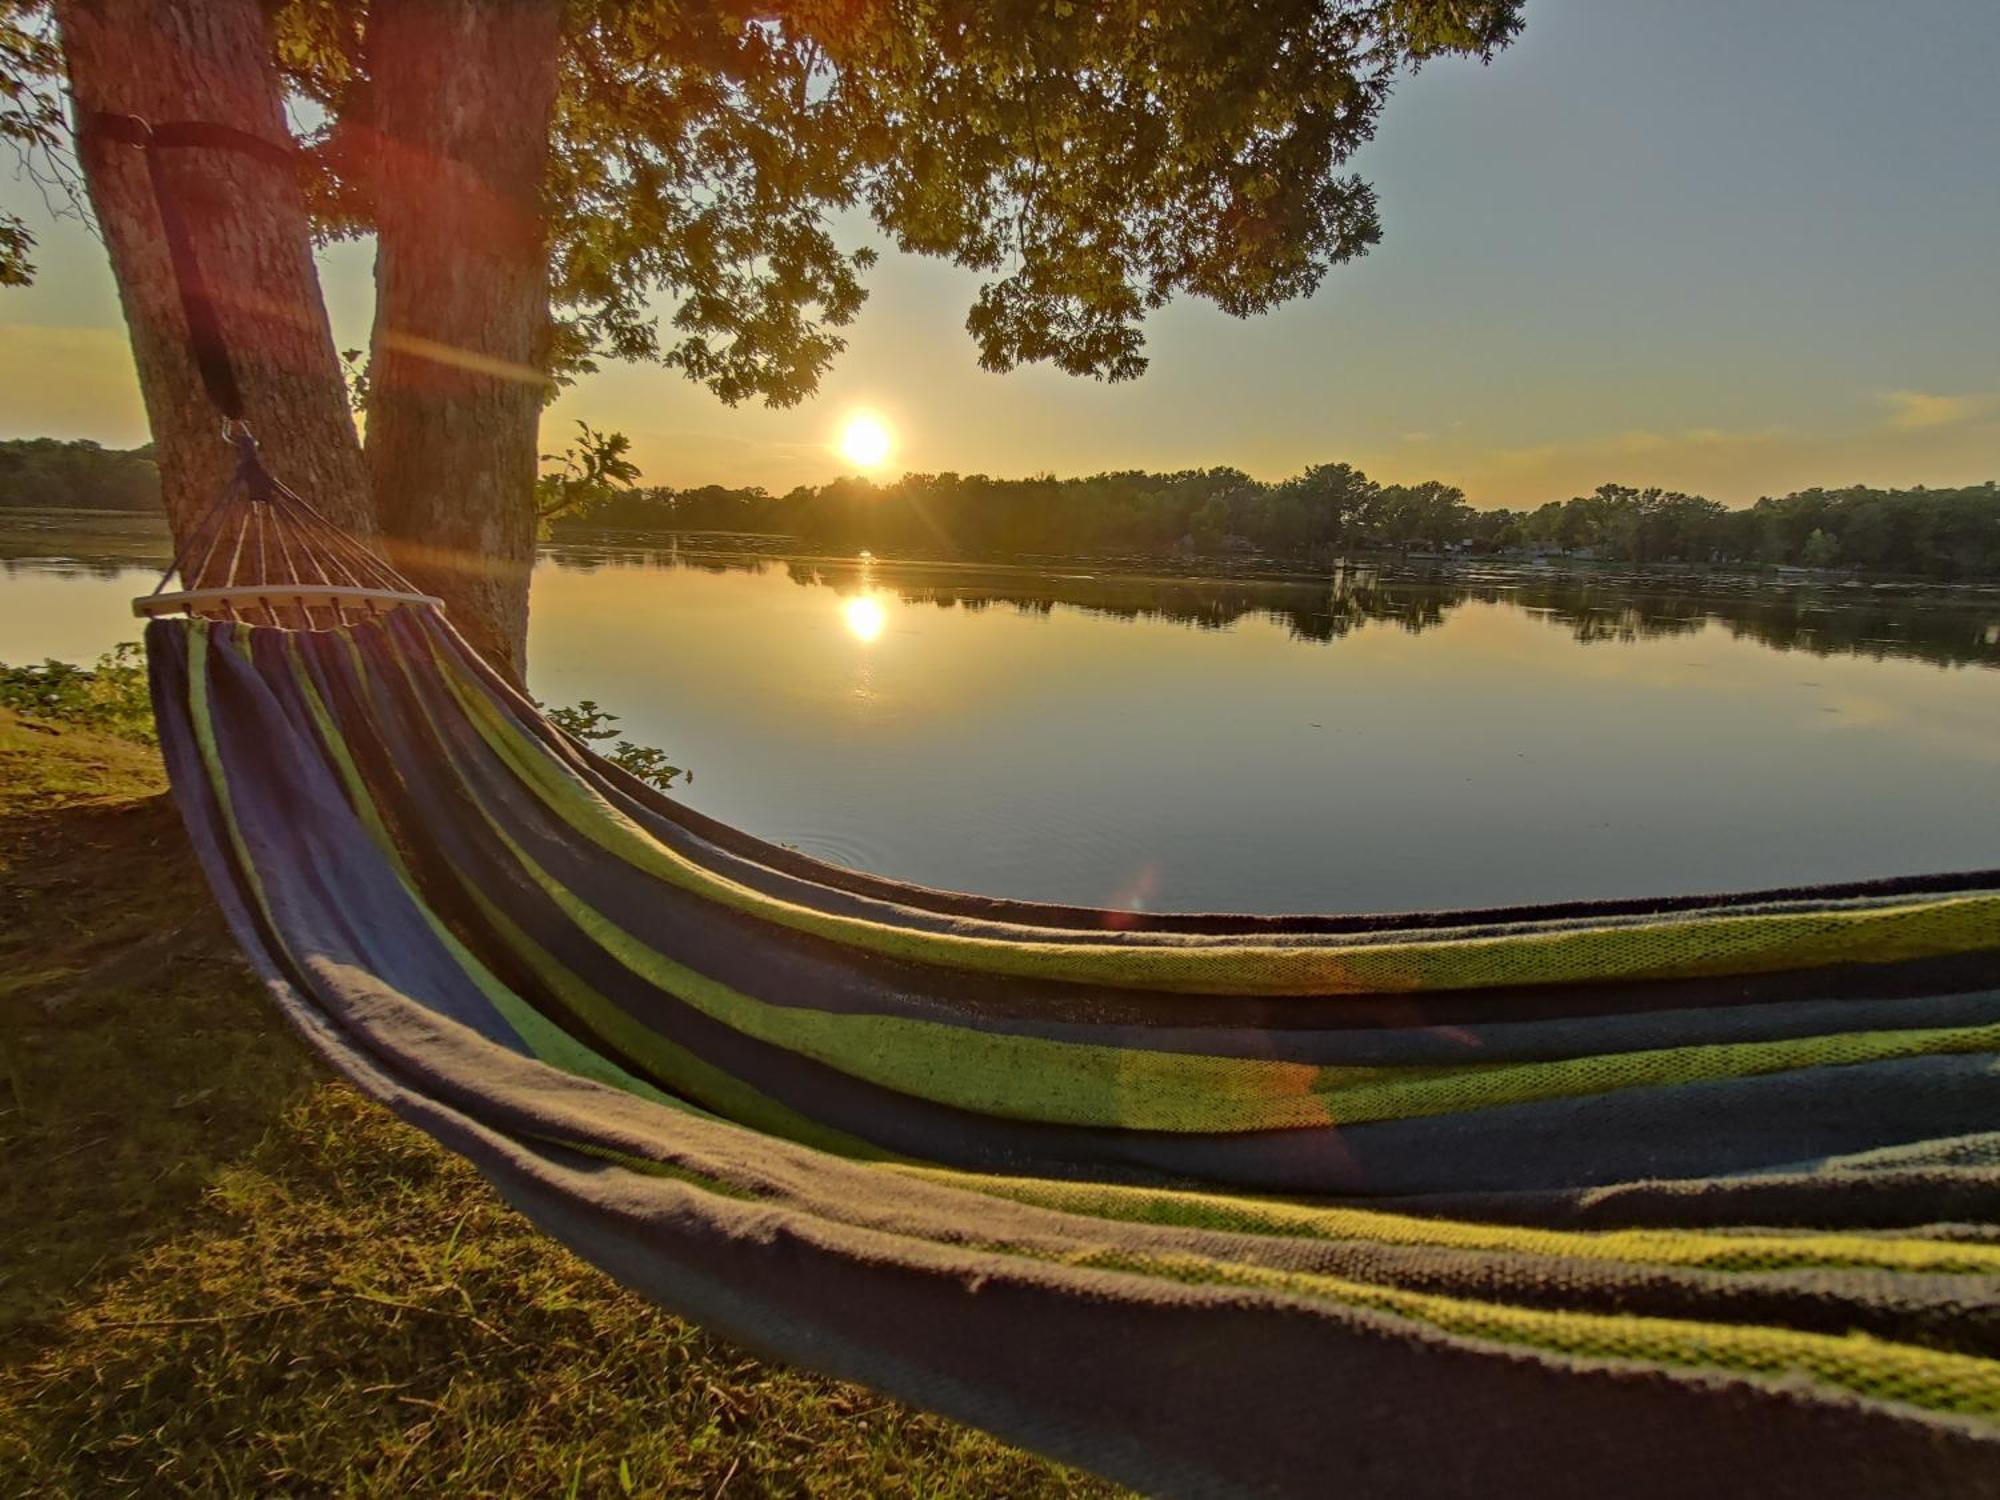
[3,0,1996,508]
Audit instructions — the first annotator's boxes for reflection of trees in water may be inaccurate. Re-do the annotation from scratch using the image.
[547,543,775,579]
[0,556,146,583]
[33,522,1983,668]
[780,559,1426,642]
[564,543,2000,671]
[1524,586,1711,647]
[1515,579,1999,668]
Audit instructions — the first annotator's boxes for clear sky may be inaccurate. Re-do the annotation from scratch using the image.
[3,0,1996,507]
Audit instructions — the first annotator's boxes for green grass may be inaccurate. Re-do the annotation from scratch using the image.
[0,708,1120,1496]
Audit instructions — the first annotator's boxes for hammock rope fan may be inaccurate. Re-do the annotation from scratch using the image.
[109,112,2000,1497]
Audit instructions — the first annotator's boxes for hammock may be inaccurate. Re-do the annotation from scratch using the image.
[119,439,2000,1497]
[110,112,2000,1498]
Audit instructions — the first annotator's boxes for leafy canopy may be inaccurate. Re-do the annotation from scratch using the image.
[3,3,1522,398]
[273,0,1524,404]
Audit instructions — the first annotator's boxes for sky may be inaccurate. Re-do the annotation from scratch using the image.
[3,0,1997,508]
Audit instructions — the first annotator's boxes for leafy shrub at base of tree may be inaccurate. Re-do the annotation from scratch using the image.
[544,699,688,791]
[0,642,155,743]
[0,646,692,793]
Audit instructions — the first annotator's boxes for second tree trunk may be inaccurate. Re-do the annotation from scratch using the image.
[364,0,564,680]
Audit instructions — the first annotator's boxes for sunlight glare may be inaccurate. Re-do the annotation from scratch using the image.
[837,410,895,470]
[842,594,887,643]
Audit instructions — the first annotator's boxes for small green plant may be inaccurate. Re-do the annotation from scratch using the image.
[545,698,688,790]
[536,421,641,535]
[339,346,372,413]
[0,642,155,743]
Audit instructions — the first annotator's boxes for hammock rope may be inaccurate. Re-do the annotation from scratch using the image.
[118,116,2000,1498]
[133,428,442,629]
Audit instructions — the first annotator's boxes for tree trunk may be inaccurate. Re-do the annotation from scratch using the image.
[362,0,563,681]
[57,0,369,572]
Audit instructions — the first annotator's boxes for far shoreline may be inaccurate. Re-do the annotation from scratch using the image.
[7,505,2000,604]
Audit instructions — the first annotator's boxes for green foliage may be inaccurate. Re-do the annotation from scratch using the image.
[1521,484,1731,566]
[1802,527,1842,569]
[273,1,1525,404]
[1519,482,2000,578]
[1745,486,2000,579]
[535,420,642,534]
[554,464,2000,578]
[1375,480,1475,555]
[25,2,1525,397]
[0,437,162,512]
[0,2,64,286]
[338,345,371,414]
[545,698,687,789]
[0,642,155,743]
[567,463,1468,560]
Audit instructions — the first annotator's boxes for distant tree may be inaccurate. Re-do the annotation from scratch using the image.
[0,437,160,510]
[1730,483,1999,579]
[1372,480,1472,555]
[1801,527,1842,569]
[1554,483,1726,565]
[1188,494,1234,554]
[1273,462,1379,552]
[1716,503,1773,565]
[1525,495,1606,555]
[1465,507,1524,552]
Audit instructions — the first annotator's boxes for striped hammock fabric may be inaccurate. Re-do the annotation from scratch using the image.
[144,604,2000,1497]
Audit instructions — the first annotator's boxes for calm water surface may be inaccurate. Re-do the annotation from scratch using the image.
[6,513,1998,913]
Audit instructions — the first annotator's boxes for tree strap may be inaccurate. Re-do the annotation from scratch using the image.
[84,110,298,424]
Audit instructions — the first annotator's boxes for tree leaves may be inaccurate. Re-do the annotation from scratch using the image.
[0,2,67,286]
[266,0,1525,402]
[534,420,641,529]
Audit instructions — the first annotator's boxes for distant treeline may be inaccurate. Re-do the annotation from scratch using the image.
[572,469,2000,581]
[9,435,1998,580]
[0,438,160,511]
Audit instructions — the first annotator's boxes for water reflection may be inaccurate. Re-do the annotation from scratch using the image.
[523,546,2000,911]
[7,519,1999,910]
[539,542,2000,673]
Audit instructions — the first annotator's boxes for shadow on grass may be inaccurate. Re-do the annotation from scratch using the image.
[0,774,321,1362]
[0,716,1117,1496]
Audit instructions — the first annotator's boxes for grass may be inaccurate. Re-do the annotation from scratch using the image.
[0,707,1121,1496]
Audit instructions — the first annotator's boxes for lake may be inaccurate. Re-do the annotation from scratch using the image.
[6,510,1998,914]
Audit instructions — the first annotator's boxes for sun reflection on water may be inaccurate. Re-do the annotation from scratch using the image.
[842,594,888,643]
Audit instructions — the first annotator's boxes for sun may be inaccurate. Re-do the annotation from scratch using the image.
[836,410,894,470]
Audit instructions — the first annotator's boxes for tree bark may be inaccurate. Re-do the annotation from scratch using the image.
[362,0,563,680]
[57,0,369,571]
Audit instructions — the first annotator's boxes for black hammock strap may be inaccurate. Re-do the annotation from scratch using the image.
[84,111,296,423]
[90,110,439,627]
